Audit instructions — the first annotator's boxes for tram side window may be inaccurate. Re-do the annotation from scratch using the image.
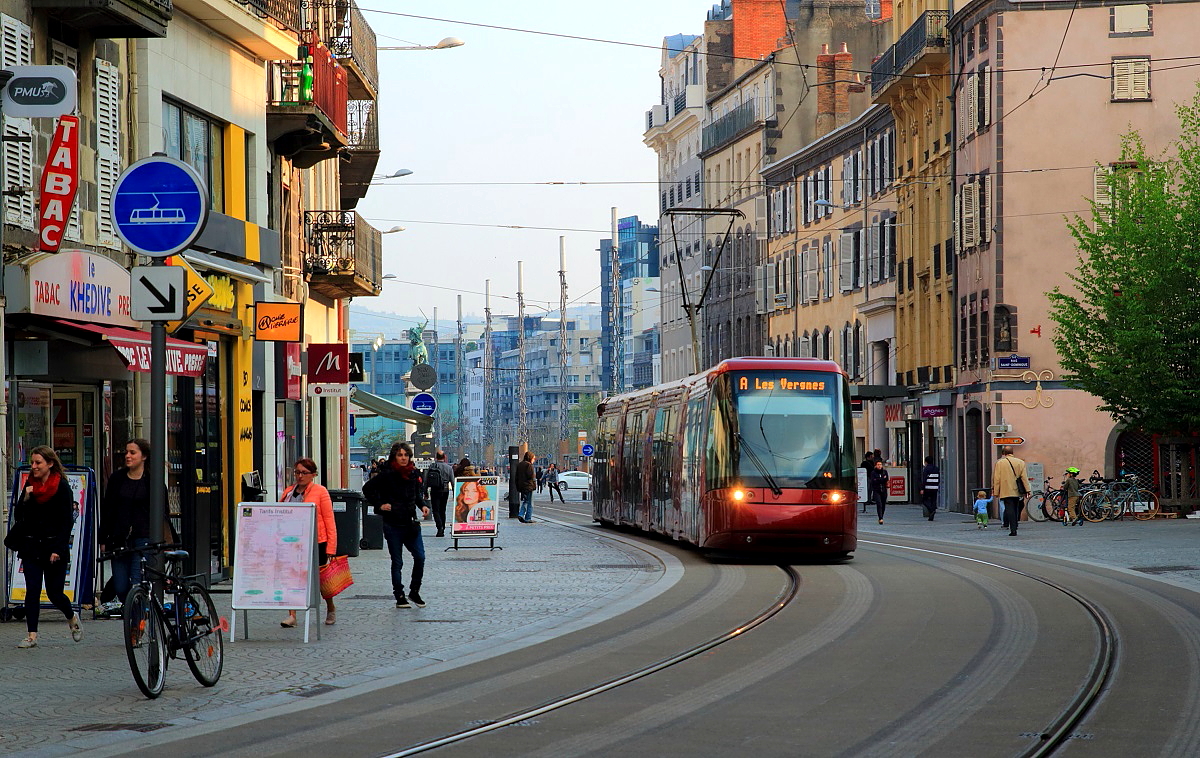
[706,381,736,490]
[624,411,644,498]
[596,415,612,500]
[653,405,676,501]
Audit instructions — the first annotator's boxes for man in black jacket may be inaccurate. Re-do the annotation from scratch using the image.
[363,443,431,608]
[515,451,536,523]
[425,450,455,537]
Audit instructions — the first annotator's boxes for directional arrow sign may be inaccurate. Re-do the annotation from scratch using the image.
[163,255,214,333]
[986,424,1011,434]
[992,436,1025,446]
[131,265,186,321]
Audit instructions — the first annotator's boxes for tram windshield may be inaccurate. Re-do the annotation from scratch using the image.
[708,370,855,490]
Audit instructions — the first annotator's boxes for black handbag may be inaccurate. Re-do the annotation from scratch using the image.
[3,522,28,552]
[1008,459,1028,496]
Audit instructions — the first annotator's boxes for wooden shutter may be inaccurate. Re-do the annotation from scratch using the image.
[981,65,992,128]
[982,174,993,243]
[755,195,768,240]
[1112,61,1134,100]
[954,185,962,253]
[2,15,34,230]
[838,232,854,292]
[51,41,82,241]
[806,249,819,302]
[1094,166,1113,224]
[958,77,969,144]
[1130,59,1150,99]
[963,180,978,249]
[869,223,881,283]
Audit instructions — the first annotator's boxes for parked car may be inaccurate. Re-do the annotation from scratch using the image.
[557,471,592,490]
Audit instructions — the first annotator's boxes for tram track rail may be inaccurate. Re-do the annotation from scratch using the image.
[861,540,1117,758]
[381,558,802,758]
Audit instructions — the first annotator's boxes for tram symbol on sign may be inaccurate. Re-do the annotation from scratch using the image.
[128,194,188,224]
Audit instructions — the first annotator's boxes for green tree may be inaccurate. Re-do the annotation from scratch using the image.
[357,427,398,460]
[1048,91,1200,433]
[567,392,601,444]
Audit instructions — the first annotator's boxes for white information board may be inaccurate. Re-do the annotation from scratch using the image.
[231,502,316,611]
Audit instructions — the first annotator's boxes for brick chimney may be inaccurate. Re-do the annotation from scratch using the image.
[817,42,854,136]
[878,0,895,23]
[732,0,789,61]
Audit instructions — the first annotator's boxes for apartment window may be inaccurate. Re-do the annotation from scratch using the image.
[1111,57,1151,101]
[980,19,989,50]
[966,29,975,59]
[1111,4,1152,35]
[163,100,225,212]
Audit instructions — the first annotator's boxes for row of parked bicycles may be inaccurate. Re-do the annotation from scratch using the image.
[1029,471,1160,523]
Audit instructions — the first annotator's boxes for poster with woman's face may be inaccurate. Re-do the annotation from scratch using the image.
[451,476,499,538]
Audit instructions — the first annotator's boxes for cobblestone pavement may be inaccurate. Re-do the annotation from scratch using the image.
[1,501,672,757]
[860,502,1200,593]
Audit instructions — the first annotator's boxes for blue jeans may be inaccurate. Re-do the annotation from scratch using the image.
[381,521,425,599]
[111,537,154,602]
[519,491,533,521]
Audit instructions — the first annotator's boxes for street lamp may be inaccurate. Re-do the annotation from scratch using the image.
[378,37,465,51]
[383,226,406,234]
[374,169,414,180]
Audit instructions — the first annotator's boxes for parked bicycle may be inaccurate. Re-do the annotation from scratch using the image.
[103,543,224,699]
[1079,472,1160,522]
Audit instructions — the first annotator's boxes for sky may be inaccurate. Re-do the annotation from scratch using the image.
[352,1,709,335]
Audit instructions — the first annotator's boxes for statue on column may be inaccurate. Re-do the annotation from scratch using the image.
[407,320,430,365]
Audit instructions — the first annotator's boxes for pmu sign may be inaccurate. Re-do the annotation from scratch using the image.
[2,65,77,118]
[38,115,80,252]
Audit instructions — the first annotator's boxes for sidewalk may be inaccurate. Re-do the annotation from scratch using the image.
[0,497,673,757]
[861,502,1200,593]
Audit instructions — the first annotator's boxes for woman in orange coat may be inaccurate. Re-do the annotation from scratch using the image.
[280,457,338,627]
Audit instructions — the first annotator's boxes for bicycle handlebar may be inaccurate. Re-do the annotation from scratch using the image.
[98,542,181,561]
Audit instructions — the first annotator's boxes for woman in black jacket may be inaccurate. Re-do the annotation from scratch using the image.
[11,445,80,648]
[868,460,891,525]
[99,438,160,608]
[362,442,430,609]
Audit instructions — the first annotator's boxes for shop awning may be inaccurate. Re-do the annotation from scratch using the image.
[54,320,208,378]
[350,387,433,430]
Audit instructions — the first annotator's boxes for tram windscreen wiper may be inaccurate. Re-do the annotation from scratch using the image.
[737,433,783,496]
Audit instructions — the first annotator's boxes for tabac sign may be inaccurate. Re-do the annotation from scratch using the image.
[38,115,80,253]
[2,66,77,118]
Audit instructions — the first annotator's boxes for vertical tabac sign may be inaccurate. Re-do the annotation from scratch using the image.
[38,115,80,252]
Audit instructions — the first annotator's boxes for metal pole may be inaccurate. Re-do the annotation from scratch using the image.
[149,317,166,566]
[558,238,568,461]
[516,261,528,447]
[610,207,623,393]
[432,306,439,451]
[0,68,13,603]
[456,295,465,457]
[483,280,493,463]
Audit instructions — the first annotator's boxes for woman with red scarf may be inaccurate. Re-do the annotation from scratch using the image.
[362,442,430,609]
[11,446,80,648]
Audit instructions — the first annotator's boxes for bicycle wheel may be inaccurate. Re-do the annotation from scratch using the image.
[1027,494,1047,521]
[1134,489,1161,520]
[181,582,223,687]
[1081,491,1111,523]
[1049,492,1069,522]
[124,586,167,699]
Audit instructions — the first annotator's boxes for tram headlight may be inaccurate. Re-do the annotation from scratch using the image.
[732,489,746,502]
[829,492,844,503]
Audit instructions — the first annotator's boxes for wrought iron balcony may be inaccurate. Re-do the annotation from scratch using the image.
[339,99,380,208]
[701,100,761,153]
[237,0,300,31]
[304,0,378,99]
[267,30,348,169]
[303,210,383,299]
[32,0,172,38]
[871,10,950,98]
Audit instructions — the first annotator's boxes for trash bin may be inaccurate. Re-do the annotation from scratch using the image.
[326,489,363,557]
[360,498,384,550]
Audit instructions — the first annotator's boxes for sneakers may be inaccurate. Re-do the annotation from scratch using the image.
[69,616,83,643]
[395,595,411,609]
[17,636,37,649]
[409,591,426,608]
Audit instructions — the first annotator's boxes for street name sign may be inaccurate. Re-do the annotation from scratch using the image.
[112,156,209,257]
[131,265,185,321]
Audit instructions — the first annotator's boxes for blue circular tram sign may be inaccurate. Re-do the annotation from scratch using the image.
[112,156,209,257]
[412,392,437,416]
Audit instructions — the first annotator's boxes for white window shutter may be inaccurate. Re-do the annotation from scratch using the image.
[963,180,978,248]
[1131,59,1150,99]
[51,41,82,241]
[981,65,992,127]
[841,156,850,206]
[869,224,881,283]
[958,78,969,144]
[807,249,819,302]
[755,195,768,240]
[1094,166,1113,224]
[856,151,864,203]
[96,58,123,248]
[967,73,978,136]
[838,232,854,292]
[1112,61,1133,100]
[767,260,779,311]
[3,15,34,230]
[982,174,994,243]
[790,248,799,307]
[954,185,962,253]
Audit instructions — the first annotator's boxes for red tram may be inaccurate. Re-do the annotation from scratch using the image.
[593,357,857,555]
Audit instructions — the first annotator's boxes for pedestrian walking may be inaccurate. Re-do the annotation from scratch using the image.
[425,450,455,537]
[1063,466,1084,526]
[546,463,564,503]
[973,490,991,529]
[992,446,1032,536]
[536,466,546,494]
[279,458,337,626]
[98,438,168,616]
[859,452,875,513]
[9,446,81,649]
[919,456,940,521]
[454,456,479,478]
[868,460,890,524]
[515,451,537,523]
[363,442,431,609]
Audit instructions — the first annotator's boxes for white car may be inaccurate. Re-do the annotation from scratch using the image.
[557,471,592,490]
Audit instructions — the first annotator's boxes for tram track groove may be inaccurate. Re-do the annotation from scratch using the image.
[380,563,805,757]
[861,540,1117,758]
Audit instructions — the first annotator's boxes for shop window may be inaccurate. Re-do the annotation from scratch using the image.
[162,99,226,212]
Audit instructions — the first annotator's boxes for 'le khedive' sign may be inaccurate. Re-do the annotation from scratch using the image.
[254,301,303,342]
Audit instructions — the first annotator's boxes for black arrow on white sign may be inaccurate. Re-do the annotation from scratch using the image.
[140,276,178,314]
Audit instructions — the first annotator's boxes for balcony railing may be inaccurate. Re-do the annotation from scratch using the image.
[267,29,348,134]
[304,0,378,99]
[304,210,382,298]
[340,99,380,206]
[871,10,950,97]
[702,100,759,153]
[238,0,300,31]
[32,0,173,38]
